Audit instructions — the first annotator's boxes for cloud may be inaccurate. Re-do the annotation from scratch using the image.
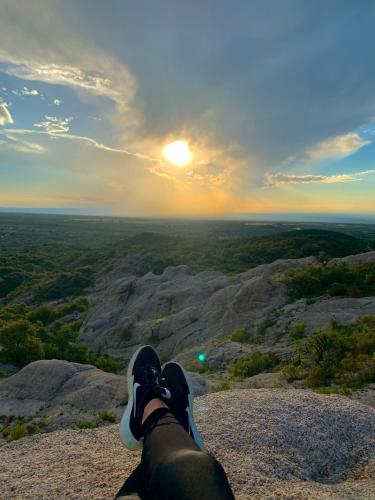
[53,99,61,106]
[0,130,46,153]
[3,60,136,123]
[34,115,73,134]
[265,170,375,187]
[0,2,139,133]
[11,86,39,96]
[307,132,370,160]
[0,128,163,164]
[0,101,13,125]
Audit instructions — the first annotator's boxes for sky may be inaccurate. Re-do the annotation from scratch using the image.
[0,0,375,217]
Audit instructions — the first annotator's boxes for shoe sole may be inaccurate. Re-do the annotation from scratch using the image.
[164,361,205,450]
[119,345,152,451]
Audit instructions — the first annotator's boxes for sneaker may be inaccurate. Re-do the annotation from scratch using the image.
[120,345,171,451]
[161,361,205,450]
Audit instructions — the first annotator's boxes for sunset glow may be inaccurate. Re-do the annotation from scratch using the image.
[162,141,193,167]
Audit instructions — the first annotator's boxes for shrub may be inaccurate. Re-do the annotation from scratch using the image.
[185,358,210,373]
[0,320,45,366]
[231,350,279,379]
[99,410,116,422]
[70,420,96,430]
[285,262,375,300]
[8,419,29,441]
[304,365,328,388]
[121,328,132,342]
[230,328,251,343]
[289,322,306,341]
[89,355,122,374]
[0,369,6,378]
[282,316,375,389]
[281,363,305,381]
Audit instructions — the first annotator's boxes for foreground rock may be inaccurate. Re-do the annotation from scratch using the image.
[0,359,208,430]
[0,389,374,499]
[0,360,127,429]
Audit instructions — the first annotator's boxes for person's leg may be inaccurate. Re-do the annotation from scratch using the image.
[116,346,234,499]
[140,407,235,500]
[115,464,143,499]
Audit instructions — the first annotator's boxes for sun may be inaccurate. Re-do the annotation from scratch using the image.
[162,140,193,167]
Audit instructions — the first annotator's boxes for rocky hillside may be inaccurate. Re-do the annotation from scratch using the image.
[80,252,375,369]
[1,389,374,499]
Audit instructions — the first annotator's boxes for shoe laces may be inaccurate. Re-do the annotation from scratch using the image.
[141,365,171,400]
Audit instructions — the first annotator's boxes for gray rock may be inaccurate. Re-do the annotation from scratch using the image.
[0,360,126,428]
[266,296,375,345]
[80,258,312,360]
[328,250,375,266]
[188,372,208,396]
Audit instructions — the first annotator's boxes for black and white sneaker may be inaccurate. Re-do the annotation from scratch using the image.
[120,345,171,451]
[161,361,205,450]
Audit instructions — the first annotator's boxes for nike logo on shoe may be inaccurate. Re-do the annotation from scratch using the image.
[133,382,141,417]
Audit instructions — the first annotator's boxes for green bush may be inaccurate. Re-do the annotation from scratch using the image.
[281,363,305,381]
[34,267,94,302]
[283,316,375,389]
[0,369,6,378]
[70,420,96,430]
[231,350,279,378]
[289,322,306,341]
[0,320,45,366]
[285,263,375,300]
[99,410,116,422]
[89,355,122,374]
[230,328,251,343]
[185,358,210,373]
[8,419,29,441]
[0,309,121,372]
[121,328,132,342]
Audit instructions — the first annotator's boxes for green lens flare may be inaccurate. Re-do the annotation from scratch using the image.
[198,353,206,362]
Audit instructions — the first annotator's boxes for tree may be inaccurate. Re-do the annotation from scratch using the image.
[0,320,44,366]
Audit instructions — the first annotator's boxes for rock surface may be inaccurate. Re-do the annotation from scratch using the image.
[0,389,374,499]
[0,359,208,429]
[80,252,375,367]
[0,359,127,428]
[80,258,315,359]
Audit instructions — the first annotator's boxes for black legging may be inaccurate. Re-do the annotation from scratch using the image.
[115,410,235,499]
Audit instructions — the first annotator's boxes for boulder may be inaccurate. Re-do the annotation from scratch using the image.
[0,360,126,428]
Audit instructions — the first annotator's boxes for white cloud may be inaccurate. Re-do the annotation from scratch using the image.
[4,61,135,115]
[11,86,39,96]
[53,99,61,106]
[0,101,13,125]
[34,115,73,134]
[0,128,163,164]
[307,132,370,160]
[0,130,46,153]
[265,170,375,187]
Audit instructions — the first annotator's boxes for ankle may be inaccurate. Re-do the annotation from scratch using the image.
[142,398,168,425]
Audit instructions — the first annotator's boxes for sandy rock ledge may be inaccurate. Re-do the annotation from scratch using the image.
[0,389,374,499]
